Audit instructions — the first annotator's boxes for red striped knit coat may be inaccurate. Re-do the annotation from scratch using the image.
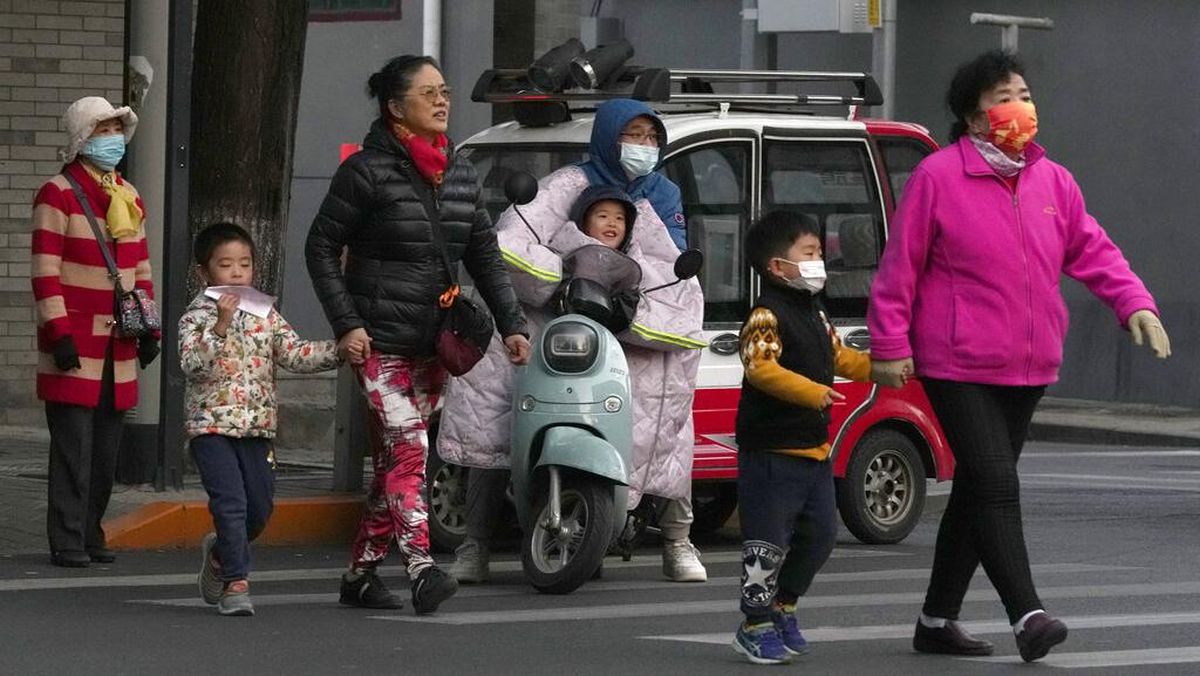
[31,161,153,411]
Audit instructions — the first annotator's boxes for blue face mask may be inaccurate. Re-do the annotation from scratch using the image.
[82,134,126,171]
[619,143,659,180]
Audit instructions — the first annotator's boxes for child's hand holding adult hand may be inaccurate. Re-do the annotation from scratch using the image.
[213,294,239,337]
[338,328,371,365]
[871,358,913,388]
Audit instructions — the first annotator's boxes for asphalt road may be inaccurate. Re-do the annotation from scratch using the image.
[2,440,1199,675]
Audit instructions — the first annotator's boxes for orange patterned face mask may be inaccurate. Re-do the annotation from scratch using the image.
[985,100,1038,154]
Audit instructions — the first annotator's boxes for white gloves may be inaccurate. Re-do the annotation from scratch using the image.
[871,358,914,388]
[1128,309,1171,359]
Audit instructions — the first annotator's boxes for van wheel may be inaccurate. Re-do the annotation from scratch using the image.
[425,424,468,553]
[836,429,925,545]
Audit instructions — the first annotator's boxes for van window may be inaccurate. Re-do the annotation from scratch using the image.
[662,141,753,328]
[877,137,932,204]
[762,139,884,317]
[459,145,588,221]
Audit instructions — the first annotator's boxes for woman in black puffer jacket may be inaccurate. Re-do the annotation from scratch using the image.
[305,55,529,615]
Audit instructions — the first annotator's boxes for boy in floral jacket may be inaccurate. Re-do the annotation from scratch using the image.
[179,223,350,616]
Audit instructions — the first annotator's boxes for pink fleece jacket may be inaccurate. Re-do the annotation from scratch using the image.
[868,136,1158,386]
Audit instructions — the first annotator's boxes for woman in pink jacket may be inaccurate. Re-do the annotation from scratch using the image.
[868,50,1171,663]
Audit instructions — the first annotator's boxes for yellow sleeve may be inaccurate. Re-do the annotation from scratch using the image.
[832,332,872,382]
[740,307,830,410]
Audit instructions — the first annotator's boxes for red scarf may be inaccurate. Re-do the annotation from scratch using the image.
[389,119,449,188]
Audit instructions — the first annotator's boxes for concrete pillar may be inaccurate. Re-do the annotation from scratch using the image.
[118,0,170,485]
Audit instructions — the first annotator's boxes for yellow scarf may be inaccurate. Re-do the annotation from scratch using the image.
[83,164,143,239]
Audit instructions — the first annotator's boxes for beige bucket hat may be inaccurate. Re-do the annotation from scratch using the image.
[60,96,138,163]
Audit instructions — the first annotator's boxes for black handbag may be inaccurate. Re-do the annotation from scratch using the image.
[63,172,160,339]
[400,161,494,376]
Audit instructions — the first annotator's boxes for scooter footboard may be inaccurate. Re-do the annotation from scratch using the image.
[535,427,629,486]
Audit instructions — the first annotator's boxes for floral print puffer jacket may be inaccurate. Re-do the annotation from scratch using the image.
[180,292,341,439]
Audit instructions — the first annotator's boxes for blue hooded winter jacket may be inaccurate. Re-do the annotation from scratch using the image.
[578,99,688,251]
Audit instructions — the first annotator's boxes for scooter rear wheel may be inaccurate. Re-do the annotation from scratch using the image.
[521,476,613,595]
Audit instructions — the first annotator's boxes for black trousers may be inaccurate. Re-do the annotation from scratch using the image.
[921,378,1045,624]
[465,467,508,542]
[737,451,838,622]
[45,349,123,555]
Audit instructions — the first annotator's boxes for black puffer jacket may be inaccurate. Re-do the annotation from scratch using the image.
[305,119,526,356]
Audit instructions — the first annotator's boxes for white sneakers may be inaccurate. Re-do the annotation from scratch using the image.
[451,538,490,584]
[663,538,708,582]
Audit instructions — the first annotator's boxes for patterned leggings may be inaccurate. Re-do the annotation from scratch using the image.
[349,352,446,577]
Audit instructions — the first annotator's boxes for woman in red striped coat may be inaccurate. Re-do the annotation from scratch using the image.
[30,96,160,568]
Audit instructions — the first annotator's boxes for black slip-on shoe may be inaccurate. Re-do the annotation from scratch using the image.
[1016,614,1068,662]
[913,620,995,656]
[87,548,116,563]
[50,550,91,568]
[411,566,458,615]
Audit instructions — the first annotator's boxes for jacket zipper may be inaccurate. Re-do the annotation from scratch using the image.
[1006,178,1035,381]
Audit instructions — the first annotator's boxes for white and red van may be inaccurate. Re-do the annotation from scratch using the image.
[425,68,953,549]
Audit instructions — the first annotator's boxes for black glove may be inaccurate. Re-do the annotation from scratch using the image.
[53,336,81,371]
[137,336,160,369]
[604,289,640,335]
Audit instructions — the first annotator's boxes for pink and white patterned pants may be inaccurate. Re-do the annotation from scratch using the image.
[349,352,446,577]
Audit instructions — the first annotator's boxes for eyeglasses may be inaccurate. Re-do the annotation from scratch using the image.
[619,131,660,144]
[406,85,452,103]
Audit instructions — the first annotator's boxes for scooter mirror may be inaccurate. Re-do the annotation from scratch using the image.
[504,171,539,206]
[673,249,703,281]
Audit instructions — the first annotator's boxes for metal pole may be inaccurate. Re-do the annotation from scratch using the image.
[969,13,1054,52]
[871,0,897,119]
[423,0,442,62]
[156,0,192,491]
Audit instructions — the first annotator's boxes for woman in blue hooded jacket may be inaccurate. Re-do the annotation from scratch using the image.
[438,99,708,584]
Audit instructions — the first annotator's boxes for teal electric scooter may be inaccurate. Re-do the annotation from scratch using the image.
[503,173,702,594]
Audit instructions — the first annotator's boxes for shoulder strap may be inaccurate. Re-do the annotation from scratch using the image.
[396,159,459,286]
[62,170,124,291]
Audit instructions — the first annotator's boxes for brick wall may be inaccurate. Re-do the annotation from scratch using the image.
[0,0,126,425]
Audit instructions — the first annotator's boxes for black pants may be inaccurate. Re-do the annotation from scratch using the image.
[921,378,1046,624]
[737,450,838,622]
[45,349,123,556]
[191,434,275,581]
[465,467,508,542]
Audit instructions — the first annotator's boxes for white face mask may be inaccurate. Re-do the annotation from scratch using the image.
[776,258,826,294]
[619,143,659,179]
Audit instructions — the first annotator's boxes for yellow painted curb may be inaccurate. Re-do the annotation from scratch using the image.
[104,496,367,550]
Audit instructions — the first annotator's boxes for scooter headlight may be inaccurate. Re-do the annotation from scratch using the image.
[543,321,598,373]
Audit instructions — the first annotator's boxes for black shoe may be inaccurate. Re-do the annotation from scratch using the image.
[1016,613,1068,662]
[913,620,995,656]
[411,566,458,615]
[87,548,116,563]
[339,570,404,609]
[50,550,91,568]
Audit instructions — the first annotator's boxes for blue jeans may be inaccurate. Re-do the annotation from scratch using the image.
[737,450,837,622]
[190,434,275,581]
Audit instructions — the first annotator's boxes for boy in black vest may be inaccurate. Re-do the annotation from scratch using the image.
[731,211,874,665]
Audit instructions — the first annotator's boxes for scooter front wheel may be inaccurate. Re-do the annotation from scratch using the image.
[521,475,613,595]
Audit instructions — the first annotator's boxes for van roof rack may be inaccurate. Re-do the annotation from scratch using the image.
[470,67,883,107]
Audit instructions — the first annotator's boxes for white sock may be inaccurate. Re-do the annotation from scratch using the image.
[1013,609,1045,635]
[919,613,948,629]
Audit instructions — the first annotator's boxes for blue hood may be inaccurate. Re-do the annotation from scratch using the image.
[577,99,687,251]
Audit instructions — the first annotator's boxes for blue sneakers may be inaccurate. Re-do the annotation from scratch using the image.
[772,608,810,655]
[733,621,792,665]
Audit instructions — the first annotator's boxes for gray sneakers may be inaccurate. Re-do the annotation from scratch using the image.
[451,538,490,584]
[217,579,254,616]
[198,532,223,605]
[663,538,708,582]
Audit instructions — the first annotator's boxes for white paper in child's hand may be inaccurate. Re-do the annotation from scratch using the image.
[204,286,276,319]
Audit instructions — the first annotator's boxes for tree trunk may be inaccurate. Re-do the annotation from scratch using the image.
[188,1,308,298]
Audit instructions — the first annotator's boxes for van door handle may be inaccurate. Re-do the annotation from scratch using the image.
[844,329,870,351]
[709,333,740,355]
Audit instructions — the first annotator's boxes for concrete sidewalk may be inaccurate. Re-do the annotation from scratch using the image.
[2,396,1198,557]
